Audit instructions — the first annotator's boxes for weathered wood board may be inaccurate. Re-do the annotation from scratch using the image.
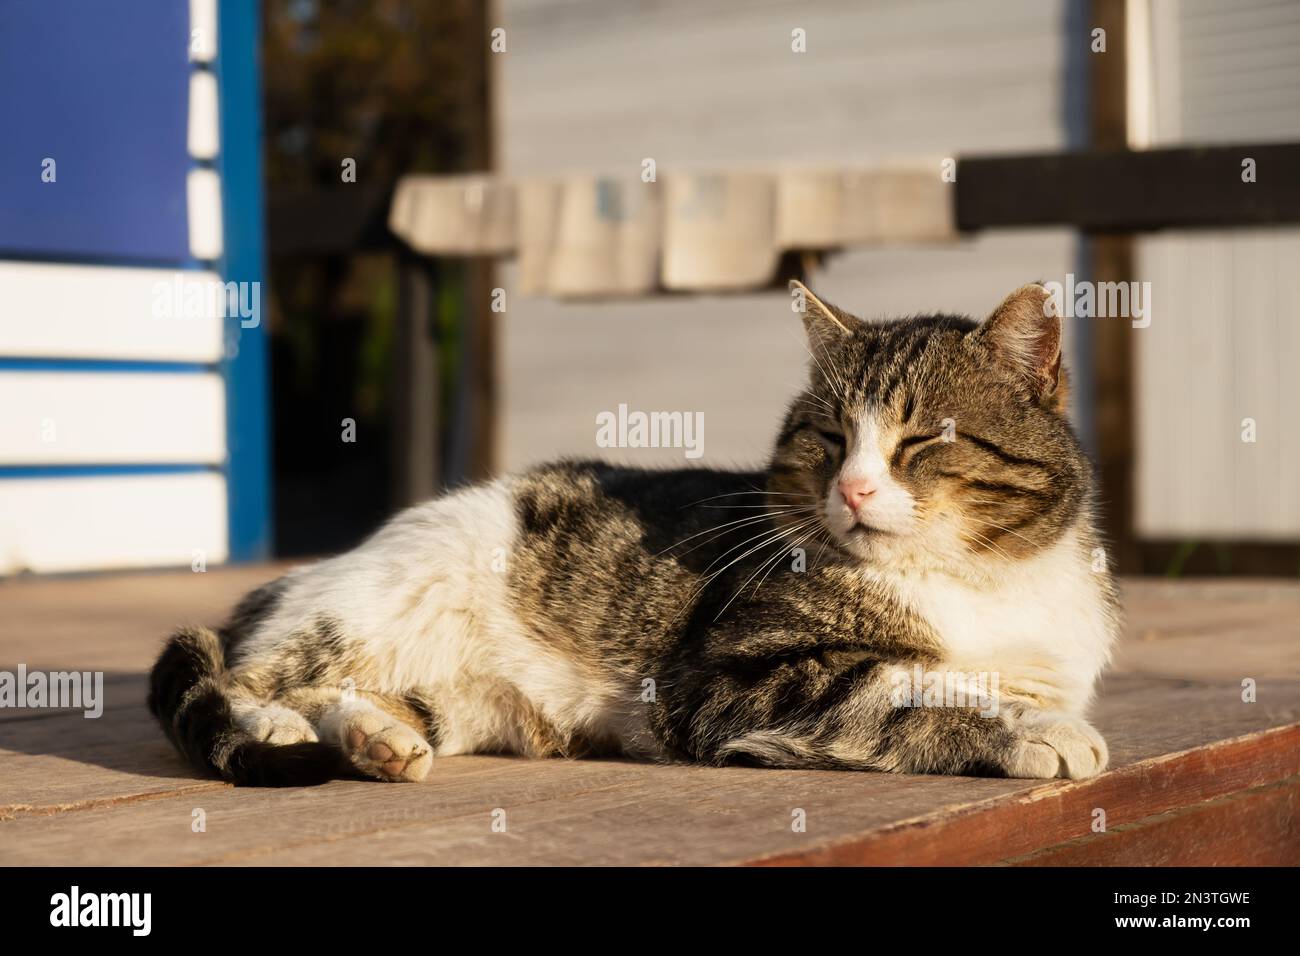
[1,567,1296,865]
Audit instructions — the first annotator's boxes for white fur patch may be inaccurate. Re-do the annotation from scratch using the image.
[824,413,918,540]
[870,521,1114,715]
[238,480,644,758]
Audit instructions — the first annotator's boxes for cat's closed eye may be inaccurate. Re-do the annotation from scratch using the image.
[815,428,846,450]
[891,433,941,467]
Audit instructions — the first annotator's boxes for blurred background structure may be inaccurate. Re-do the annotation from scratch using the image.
[0,0,267,572]
[1,0,1298,577]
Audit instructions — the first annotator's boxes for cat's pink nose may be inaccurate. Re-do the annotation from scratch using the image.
[838,477,877,511]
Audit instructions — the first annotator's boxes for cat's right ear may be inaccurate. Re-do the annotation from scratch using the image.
[789,280,856,351]
[977,283,1064,408]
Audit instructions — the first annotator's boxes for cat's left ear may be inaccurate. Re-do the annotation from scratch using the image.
[977,283,1066,410]
[789,279,857,351]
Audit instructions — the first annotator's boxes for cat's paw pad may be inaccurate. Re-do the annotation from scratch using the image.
[340,711,432,783]
[235,704,319,745]
[1005,719,1108,780]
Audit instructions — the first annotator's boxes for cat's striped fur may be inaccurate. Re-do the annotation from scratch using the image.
[150,282,1118,785]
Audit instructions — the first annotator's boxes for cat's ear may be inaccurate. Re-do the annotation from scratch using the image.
[789,280,857,350]
[977,283,1066,409]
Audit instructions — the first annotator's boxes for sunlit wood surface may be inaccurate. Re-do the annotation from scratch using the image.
[2,566,1297,865]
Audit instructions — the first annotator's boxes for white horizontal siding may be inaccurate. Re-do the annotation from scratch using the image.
[498,0,1080,469]
[0,472,228,574]
[1133,0,1300,540]
[1175,0,1300,143]
[0,372,226,465]
[502,0,1075,172]
[0,262,225,362]
[502,229,1077,470]
[188,69,220,159]
[187,168,223,260]
[189,0,218,63]
[1135,228,1300,539]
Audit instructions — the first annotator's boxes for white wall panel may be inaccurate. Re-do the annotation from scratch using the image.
[497,0,1080,470]
[189,0,218,63]
[0,371,226,465]
[0,262,225,362]
[1133,0,1300,539]
[0,472,228,574]
[187,168,223,260]
[188,70,220,159]
[1135,228,1300,539]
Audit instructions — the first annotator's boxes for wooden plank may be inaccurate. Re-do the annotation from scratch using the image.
[1008,775,1300,866]
[0,703,226,815]
[0,473,228,575]
[0,261,224,363]
[0,371,225,465]
[749,723,1300,866]
[187,70,219,160]
[0,564,284,680]
[2,571,1298,865]
[187,168,223,260]
[956,144,1300,232]
[266,187,393,257]
[2,679,1296,865]
[388,175,515,256]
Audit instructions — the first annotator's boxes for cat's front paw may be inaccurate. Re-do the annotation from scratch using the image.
[233,702,319,745]
[339,710,433,783]
[1003,717,1108,780]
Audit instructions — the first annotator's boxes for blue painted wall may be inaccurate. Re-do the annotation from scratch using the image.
[0,0,191,262]
[218,0,273,562]
[0,0,272,569]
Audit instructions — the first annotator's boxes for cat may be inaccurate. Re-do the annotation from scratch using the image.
[150,280,1118,786]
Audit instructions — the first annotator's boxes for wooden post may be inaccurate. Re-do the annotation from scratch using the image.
[392,250,441,506]
[1088,0,1138,572]
[464,0,498,481]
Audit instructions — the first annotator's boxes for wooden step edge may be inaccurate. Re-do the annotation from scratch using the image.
[743,722,1300,866]
[1004,773,1300,866]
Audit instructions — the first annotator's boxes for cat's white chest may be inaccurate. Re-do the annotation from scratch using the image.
[880,535,1115,714]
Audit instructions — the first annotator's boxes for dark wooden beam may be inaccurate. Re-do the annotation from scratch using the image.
[267,186,395,256]
[956,143,1300,233]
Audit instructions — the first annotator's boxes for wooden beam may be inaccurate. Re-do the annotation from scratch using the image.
[748,723,1300,866]
[267,186,394,256]
[956,143,1300,233]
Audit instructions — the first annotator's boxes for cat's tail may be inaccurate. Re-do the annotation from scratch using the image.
[148,625,338,786]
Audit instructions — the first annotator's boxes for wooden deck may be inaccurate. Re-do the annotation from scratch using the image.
[1,566,1298,866]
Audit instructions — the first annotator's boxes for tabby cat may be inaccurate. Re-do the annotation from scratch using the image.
[150,281,1118,786]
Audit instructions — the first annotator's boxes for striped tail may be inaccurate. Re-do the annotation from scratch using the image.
[147,625,339,786]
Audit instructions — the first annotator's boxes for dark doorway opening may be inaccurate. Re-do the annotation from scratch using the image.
[260,0,494,557]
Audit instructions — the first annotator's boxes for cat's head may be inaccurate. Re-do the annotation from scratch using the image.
[770,281,1090,571]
